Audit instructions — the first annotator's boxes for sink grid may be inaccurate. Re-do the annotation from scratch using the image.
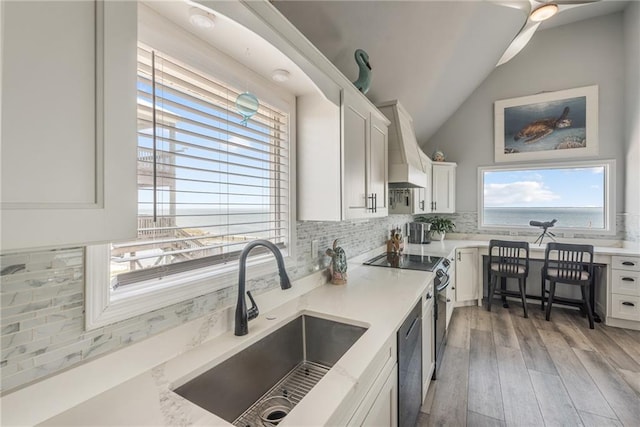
[233,361,330,427]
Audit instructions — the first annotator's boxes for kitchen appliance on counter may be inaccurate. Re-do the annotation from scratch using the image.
[408,222,431,244]
[363,252,443,271]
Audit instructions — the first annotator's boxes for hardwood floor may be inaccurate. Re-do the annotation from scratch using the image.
[418,303,640,427]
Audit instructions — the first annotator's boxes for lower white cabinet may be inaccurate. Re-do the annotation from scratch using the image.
[609,256,640,323]
[455,248,478,303]
[348,357,398,427]
[361,366,398,427]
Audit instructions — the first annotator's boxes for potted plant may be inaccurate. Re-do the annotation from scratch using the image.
[416,216,455,241]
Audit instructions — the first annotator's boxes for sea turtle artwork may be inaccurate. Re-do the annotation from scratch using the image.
[326,239,347,285]
[514,106,572,144]
[352,49,372,94]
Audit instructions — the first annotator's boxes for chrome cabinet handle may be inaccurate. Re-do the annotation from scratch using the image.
[622,261,636,266]
[420,200,425,210]
[622,301,636,307]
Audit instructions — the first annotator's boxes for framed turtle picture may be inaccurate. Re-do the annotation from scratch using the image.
[494,85,598,163]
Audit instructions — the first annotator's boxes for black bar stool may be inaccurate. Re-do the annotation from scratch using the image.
[541,242,595,329]
[487,240,530,318]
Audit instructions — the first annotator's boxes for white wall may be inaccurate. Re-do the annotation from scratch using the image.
[423,12,628,214]
[624,2,640,219]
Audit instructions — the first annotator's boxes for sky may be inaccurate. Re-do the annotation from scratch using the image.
[483,167,604,208]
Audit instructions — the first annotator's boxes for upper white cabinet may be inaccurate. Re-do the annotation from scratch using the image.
[1,0,138,251]
[431,162,457,214]
[298,88,389,221]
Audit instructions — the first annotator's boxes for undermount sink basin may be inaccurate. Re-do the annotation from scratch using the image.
[173,314,367,426]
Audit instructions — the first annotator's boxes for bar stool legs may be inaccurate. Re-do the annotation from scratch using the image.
[519,277,528,318]
[581,285,595,329]
[545,281,556,322]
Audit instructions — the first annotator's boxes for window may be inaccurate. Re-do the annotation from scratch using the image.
[478,160,615,233]
[86,41,295,329]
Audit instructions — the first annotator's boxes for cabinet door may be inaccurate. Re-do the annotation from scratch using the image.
[362,366,398,427]
[419,151,433,213]
[369,114,388,216]
[455,248,478,302]
[422,299,435,401]
[432,163,456,213]
[1,1,137,250]
[413,187,427,214]
[343,93,369,219]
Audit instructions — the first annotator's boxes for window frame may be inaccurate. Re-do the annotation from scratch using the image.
[85,7,297,330]
[477,159,616,235]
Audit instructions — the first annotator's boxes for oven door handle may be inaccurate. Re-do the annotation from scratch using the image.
[436,273,451,292]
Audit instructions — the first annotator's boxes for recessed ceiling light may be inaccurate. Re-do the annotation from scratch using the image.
[530,3,558,22]
[271,69,291,82]
[189,7,215,29]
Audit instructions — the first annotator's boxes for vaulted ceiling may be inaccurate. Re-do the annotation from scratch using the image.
[272,0,629,145]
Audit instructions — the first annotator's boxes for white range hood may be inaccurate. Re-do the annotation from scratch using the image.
[377,100,427,188]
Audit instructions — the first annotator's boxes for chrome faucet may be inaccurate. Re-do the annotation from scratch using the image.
[235,240,291,336]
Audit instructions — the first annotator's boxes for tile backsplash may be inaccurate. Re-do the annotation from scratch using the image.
[0,214,413,393]
[1,210,633,393]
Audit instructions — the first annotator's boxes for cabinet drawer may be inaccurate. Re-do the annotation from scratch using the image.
[611,256,640,272]
[611,294,640,321]
[611,270,640,296]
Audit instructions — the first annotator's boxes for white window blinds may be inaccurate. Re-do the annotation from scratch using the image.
[110,44,290,287]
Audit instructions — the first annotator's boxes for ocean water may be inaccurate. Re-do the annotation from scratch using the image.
[483,207,604,229]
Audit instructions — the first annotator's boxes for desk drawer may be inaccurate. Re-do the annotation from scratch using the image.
[611,294,640,321]
[611,270,640,296]
[612,256,640,272]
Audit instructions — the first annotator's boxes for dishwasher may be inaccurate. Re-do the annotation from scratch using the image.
[397,301,422,427]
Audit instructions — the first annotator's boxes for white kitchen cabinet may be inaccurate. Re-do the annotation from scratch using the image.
[431,162,456,213]
[343,90,388,219]
[298,88,389,221]
[422,284,435,401]
[455,248,478,303]
[609,256,640,325]
[361,365,398,427]
[1,0,137,250]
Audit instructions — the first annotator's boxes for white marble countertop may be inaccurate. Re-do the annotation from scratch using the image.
[4,240,638,426]
[26,245,443,427]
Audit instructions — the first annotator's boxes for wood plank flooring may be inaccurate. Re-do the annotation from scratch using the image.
[419,303,640,427]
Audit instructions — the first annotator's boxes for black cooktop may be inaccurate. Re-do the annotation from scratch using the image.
[363,252,444,272]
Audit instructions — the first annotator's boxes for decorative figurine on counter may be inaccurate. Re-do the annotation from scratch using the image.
[326,239,347,285]
[352,49,372,94]
[432,150,446,162]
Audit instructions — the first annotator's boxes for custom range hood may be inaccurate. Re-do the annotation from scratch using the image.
[377,100,427,188]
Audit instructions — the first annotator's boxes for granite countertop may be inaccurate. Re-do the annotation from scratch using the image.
[29,245,442,427]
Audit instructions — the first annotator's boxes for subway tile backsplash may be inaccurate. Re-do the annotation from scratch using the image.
[0,215,413,393]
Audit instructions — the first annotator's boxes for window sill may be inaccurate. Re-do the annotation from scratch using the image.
[85,245,294,330]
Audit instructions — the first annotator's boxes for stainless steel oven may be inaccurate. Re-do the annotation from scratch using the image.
[433,258,451,379]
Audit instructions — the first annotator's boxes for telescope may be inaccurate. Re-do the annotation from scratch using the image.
[530,219,557,245]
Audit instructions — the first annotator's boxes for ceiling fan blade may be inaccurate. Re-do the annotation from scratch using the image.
[496,20,542,66]
[551,0,600,4]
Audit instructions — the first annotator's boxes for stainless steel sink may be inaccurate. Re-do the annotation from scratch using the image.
[173,314,367,426]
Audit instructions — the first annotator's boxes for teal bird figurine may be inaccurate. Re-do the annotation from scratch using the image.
[353,49,372,94]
